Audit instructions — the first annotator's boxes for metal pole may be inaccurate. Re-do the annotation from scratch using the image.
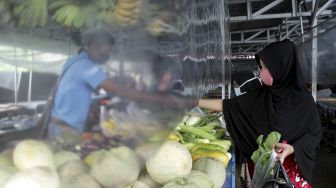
[247,0,252,20]
[252,0,285,18]
[118,37,125,79]
[292,0,297,16]
[230,10,331,21]
[219,0,226,99]
[245,29,266,41]
[316,0,334,17]
[14,47,18,105]
[285,18,289,39]
[311,0,318,101]
[267,29,270,42]
[299,3,305,42]
[28,49,33,103]
[231,39,277,44]
[278,24,282,41]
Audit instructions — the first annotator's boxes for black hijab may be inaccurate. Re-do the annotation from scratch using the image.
[223,39,322,183]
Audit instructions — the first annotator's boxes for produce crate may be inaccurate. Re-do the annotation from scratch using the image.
[222,150,236,188]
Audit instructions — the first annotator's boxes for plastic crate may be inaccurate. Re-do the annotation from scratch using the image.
[222,149,236,188]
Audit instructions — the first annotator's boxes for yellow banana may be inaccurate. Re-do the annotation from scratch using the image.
[115,5,140,19]
[147,19,165,36]
[191,149,230,167]
[114,11,132,23]
[118,0,140,10]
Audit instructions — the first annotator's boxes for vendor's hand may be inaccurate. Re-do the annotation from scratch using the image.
[163,95,198,110]
[273,143,294,164]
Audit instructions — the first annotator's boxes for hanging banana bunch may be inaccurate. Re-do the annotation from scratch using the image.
[147,11,176,37]
[98,0,116,24]
[147,11,188,37]
[113,0,143,27]
[50,0,115,29]
[12,0,48,28]
[0,0,13,25]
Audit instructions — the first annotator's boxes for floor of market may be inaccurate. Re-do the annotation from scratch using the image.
[312,146,336,188]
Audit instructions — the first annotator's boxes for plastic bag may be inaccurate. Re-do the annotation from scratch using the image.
[251,151,277,188]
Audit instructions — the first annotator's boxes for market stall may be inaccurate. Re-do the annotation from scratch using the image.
[1,0,336,187]
[0,0,235,187]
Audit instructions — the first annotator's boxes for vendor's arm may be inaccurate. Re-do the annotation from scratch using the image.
[100,78,197,109]
[198,99,223,112]
[100,78,164,103]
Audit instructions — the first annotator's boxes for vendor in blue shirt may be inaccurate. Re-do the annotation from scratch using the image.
[49,29,115,146]
[49,29,195,147]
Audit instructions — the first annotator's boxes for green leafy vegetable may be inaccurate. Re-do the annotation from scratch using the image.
[251,132,281,164]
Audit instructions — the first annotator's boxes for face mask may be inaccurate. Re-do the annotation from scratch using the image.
[259,68,273,86]
[97,53,110,65]
[234,77,262,96]
[234,87,241,96]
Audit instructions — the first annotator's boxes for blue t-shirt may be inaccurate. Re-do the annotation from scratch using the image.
[52,52,107,132]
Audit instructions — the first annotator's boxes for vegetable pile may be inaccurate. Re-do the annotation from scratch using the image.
[1,137,231,188]
[169,113,232,167]
[0,111,232,188]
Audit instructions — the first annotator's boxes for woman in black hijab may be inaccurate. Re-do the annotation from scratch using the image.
[199,40,322,186]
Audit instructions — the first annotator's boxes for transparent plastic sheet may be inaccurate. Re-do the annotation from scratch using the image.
[296,18,336,84]
[0,0,230,186]
[183,0,230,97]
[251,151,277,188]
[0,30,74,103]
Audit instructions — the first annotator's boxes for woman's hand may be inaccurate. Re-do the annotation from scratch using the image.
[273,143,294,163]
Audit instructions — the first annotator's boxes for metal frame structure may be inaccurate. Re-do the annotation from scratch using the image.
[229,0,335,100]
[230,0,336,55]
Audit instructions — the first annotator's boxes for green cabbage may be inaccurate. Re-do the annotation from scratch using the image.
[0,165,17,187]
[54,151,80,169]
[163,170,213,188]
[13,140,55,170]
[58,160,89,177]
[193,158,226,188]
[60,174,101,188]
[146,141,192,184]
[90,146,140,188]
[4,166,59,188]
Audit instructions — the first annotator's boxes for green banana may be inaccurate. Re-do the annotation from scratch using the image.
[0,0,12,24]
[63,5,79,27]
[95,0,114,10]
[49,0,70,10]
[74,11,85,28]
[0,0,5,11]
[82,5,99,28]
[13,0,48,27]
